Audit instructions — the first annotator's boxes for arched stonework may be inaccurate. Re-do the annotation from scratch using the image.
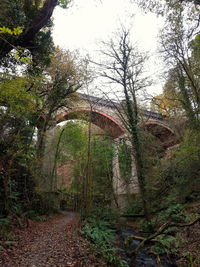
[56,108,125,139]
[143,120,177,148]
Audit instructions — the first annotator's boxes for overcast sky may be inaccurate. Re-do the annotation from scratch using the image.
[52,0,165,97]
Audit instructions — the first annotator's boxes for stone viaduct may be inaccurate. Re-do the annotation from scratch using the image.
[45,93,177,205]
[56,93,176,146]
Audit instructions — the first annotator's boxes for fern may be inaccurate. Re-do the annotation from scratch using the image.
[81,219,126,266]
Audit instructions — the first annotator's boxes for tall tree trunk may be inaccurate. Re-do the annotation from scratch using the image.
[123,86,149,220]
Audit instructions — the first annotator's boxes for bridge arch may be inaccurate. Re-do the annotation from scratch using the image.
[143,120,177,148]
[56,108,125,139]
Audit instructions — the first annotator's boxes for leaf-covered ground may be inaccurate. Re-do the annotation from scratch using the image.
[0,212,107,267]
[176,202,200,266]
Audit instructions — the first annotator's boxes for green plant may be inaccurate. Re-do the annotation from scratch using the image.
[185,252,195,267]
[82,219,115,245]
[24,210,48,221]
[85,207,119,223]
[158,203,186,223]
[81,219,126,266]
[140,220,155,234]
[0,217,10,230]
[152,234,177,254]
[149,226,188,256]
[0,217,12,240]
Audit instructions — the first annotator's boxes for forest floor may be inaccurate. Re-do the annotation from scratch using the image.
[0,211,107,267]
[176,202,200,266]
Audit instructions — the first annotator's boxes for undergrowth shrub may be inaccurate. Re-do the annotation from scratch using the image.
[138,203,189,257]
[81,218,126,267]
[32,192,61,215]
[83,206,119,223]
[162,130,200,203]
[158,203,186,223]
[152,233,179,255]
[24,210,48,221]
[0,217,11,239]
[140,129,200,212]
[125,198,143,215]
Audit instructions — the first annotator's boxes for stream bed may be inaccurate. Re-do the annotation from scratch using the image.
[117,226,178,267]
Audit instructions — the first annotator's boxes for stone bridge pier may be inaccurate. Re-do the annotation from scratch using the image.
[112,135,139,208]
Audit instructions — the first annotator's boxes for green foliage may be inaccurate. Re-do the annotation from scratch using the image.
[0,78,35,116]
[159,203,186,223]
[83,206,119,224]
[0,2,90,225]
[50,121,115,210]
[0,0,73,73]
[0,1,56,71]
[0,76,37,215]
[0,26,23,35]
[125,130,165,212]
[140,128,200,213]
[90,137,114,196]
[0,217,12,239]
[152,234,178,255]
[161,129,200,203]
[137,203,188,256]
[24,210,48,221]
[0,217,11,230]
[0,49,88,218]
[82,219,115,245]
[125,199,143,215]
[13,49,31,64]
[118,141,132,183]
[28,30,55,74]
[55,121,87,164]
[158,1,200,128]
[140,129,164,169]
[36,192,61,215]
[140,220,155,234]
[81,218,126,266]
[153,228,192,257]
[0,1,26,29]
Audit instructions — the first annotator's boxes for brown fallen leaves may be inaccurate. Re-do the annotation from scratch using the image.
[0,211,107,267]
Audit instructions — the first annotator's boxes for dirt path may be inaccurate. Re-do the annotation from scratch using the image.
[0,212,106,267]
